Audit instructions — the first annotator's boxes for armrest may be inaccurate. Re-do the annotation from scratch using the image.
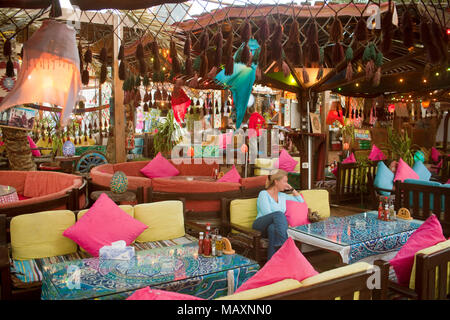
[330,204,366,214]
[0,245,9,269]
[0,245,12,300]
[184,220,206,234]
[228,222,262,238]
[388,281,418,299]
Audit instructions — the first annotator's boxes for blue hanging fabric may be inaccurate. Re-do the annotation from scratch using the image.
[215,39,260,130]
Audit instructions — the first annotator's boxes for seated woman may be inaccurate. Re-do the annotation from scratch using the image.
[254,169,304,260]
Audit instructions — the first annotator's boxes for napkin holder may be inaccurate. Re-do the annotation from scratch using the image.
[99,240,135,260]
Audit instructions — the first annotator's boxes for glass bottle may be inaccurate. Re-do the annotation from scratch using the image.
[378,200,384,220]
[211,234,216,256]
[384,203,390,221]
[198,232,204,255]
[216,235,223,256]
[203,231,211,256]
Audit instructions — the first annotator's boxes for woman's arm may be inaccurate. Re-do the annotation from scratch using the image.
[284,185,304,202]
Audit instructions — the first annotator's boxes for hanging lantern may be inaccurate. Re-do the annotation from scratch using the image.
[171,86,191,124]
[421,100,430,108]
[388,104,396,113]
[0,20,81,125]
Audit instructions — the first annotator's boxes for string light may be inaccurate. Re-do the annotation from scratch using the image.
[423,79,427,83]
[355,83,359,87]
[435,72,440,76]
[399,78,404,83]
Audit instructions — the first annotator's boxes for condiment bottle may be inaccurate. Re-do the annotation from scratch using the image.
[384,203,389,221]
[216,235,223,256]
[203,231,211,256]
[211,235,216,256]
[198,232,204,255]
[378,200,384,220]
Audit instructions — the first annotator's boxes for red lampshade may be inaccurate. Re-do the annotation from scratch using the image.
[421,100,430,108]
[388,104,395,113]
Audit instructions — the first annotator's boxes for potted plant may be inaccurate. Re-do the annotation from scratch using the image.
[382,127,419,167]
[153,110,182,158]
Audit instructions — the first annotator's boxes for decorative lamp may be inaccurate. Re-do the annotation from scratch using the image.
[0,20,81,126]
[110,171,129,194]
[421,100,430,108]
[62,140,75,157]
[388,104,396,113]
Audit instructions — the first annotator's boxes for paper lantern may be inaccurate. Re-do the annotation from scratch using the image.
[413,150,425,163]
[62,140,75,157]
[0,20,81,126]
[421,100,430,108]
[388,104,395,113]
[110,171,128,194]
[171,86,191,124]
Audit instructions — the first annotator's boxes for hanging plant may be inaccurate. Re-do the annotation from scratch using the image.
[381,10,394,55]
[354,17,368,42]
[214,30,223,68]
[345,46,354,81]
[224,29,234,76]
[170,39,181,75]
[401,7,414,48]
[287,18,302,66]
[258,17,270,69]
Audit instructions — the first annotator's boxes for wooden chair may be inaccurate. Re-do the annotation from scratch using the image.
[394,180,450,237]
[333,161,378,205]
[438,154,450,183]
[374,244,450,300]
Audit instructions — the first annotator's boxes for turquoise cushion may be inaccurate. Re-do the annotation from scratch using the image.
[374,161,394,196]
[404,179,444,211]
[412,161,431,181]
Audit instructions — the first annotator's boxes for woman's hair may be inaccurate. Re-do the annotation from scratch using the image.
[265,169,288,189]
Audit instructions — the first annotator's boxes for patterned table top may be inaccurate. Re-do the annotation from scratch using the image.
[41,242,258,300]
[0,185,16,197]
[289,211,423,247]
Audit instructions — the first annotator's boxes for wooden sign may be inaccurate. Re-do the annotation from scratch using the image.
[309,113,321,134]
[397,208,413,220]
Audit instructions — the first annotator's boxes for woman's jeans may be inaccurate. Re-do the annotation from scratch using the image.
[252,211,288,260]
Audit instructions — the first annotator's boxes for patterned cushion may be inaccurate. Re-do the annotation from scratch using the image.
[10,234,197,286]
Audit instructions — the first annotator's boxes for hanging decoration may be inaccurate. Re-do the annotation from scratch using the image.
[224,28,234,76]
[305,21,320,65]
[286,17,302,66]
[257,17,270,71]
[330,15,344,66]
[0,20,82,126]
[99,45,107,84]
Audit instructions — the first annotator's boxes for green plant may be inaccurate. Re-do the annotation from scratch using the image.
[153,110,182,156]
[382,127,419,167]
[340,123,355,144]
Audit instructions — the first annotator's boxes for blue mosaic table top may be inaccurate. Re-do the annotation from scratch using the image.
[41,242,258,300]
[290,211,423,247]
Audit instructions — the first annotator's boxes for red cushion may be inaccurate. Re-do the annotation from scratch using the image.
[390,214,446,286]
[140,152,180,179]
[63,193,148,257]
[285,198,309,227]
[217,165,241,183]
[126,287,204,300]
[275,149,298,172]
[394,158,419,182]
[235,237,318,293]
[18,194,30,201]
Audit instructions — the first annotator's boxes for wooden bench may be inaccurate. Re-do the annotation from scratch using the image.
[394,180,450,237]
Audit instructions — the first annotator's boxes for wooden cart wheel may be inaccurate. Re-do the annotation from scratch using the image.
[75,150,108,173]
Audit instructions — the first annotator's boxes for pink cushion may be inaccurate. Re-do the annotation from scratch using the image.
[275,149,298,172]
[285,197,309,227]
[431,147,441,163]
[447,179,450,184]
[394,158,419,182]
[220,132,233,150]
[390,214,446,286]
[342,152,356,164]
[217,165,241,183]
[235,237,318,293]
[27,136,41,157]
[126,287,204,300]
[368,145,387,161]
[140,152,180,179]
[63,193,148,257]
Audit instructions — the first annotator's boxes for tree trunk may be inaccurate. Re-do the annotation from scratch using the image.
[2,127,36,171]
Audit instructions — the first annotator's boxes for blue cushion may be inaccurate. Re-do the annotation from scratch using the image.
[412,161,431,181]
[404,179,444,211]
[374,161,394,196]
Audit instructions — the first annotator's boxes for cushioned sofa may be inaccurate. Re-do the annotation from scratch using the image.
[90,160,268,228]
[0,201,197,300]
[0,171,86,217]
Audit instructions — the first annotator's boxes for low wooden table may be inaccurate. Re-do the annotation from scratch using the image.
[0,185,18,204]
[90,190,137,204]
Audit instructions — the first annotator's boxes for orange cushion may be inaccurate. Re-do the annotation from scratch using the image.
[240,176,267,190]
[113,161,147,177]
[170,159,219,176]
[23,172,81,198]
[151,178,240,193]
[0,171,28,195]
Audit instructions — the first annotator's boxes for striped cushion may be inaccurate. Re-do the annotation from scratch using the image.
[10,234,197,285]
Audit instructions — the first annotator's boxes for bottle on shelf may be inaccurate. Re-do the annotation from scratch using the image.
[216,235,223,256]
[198,232,204,255]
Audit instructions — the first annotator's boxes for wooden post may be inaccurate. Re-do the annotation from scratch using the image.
[298,90,309,190]
[112,15,126,163]
[322,91,330,172]
[98,84,102,142]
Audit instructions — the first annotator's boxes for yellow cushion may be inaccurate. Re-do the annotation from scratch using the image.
[409,239,450,296]
[134,201,185,242]
[301,262,372,287]
[299,189,330,219]
[77,205,134,220]
[11,210,77,260]
[255,158,277,169]
[216,279,302,300]
[292,157,301,173]
[230,198,258,231]
[36,138,52,155]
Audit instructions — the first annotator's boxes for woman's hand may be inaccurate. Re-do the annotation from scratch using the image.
[286,183,300,197]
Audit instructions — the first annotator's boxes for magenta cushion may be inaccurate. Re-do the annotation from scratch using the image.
[235,237,318,293]
[368,145,387,161]
[126,287,204,300]
[390,214,446,286]
[27,136,41,157]
[394,158,419,182]
[285,197,309,227]
[431,147,441,163]
[219,132,233,150]
[140,152,180,179]
[63,193,148,257]
[275,149,298,172]
[217,165,241,183]
[342,152,356,164]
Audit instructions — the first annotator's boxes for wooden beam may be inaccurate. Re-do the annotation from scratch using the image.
[113,15,126,164]
[284,58,307,91]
